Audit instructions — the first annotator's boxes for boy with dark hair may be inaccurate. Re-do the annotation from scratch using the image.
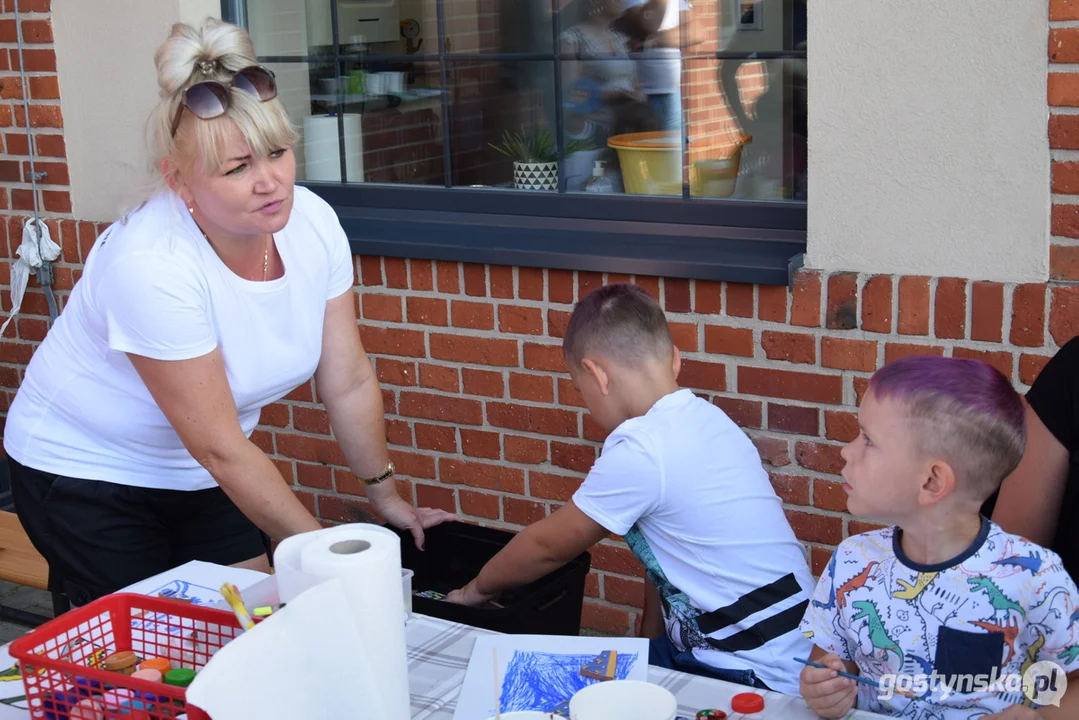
[800,356,1079,719]
[449,283,813,694]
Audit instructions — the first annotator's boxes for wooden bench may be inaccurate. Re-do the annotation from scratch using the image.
[0,510,69,625]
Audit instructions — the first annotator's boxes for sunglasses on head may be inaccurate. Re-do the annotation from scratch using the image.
[169,65,277,137]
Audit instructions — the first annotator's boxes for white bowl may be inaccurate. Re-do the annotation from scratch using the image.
[570,680,677,720]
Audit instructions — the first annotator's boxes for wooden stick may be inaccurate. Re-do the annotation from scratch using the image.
[493,647,501,720]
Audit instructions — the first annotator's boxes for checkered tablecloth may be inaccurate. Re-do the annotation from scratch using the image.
[404,613,890,719]
[0,611,889,719]
[0,608,884,720]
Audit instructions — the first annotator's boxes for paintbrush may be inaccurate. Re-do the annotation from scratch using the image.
[794,657,918,699]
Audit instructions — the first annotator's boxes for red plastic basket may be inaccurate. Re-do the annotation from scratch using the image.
[9,593,246,720]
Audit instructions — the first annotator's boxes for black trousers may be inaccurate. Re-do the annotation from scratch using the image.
[9,457,269,606]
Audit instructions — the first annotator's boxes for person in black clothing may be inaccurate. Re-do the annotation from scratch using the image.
[982,335,1079,581]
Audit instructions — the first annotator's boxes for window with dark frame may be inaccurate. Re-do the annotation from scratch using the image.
[225,0,807,284]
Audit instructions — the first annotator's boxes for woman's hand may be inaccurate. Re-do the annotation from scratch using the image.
[374,490,459,550]
[447,578,499,607]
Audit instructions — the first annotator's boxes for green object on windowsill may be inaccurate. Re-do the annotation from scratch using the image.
[489,127,591,164]
[348,71,365,95]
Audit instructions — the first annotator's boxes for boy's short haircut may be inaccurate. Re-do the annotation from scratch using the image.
[869,356,1026,501]
[563,283,673,369]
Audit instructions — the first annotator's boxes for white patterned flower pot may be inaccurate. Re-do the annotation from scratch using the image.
[513,161,558,190]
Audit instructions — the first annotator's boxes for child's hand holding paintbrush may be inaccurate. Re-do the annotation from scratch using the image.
[798,654,920,717]
[799,654,873,718]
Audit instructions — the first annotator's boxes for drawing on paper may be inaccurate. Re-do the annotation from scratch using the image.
[149,579,222,605]
[452,634,649,720]
[499,651,637,713]
[131,579,227,638]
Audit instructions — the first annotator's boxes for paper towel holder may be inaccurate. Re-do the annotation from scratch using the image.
[330,539,372,555]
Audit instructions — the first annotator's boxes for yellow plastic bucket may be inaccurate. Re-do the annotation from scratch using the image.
[690,137,751,198]
[608,131,682,196]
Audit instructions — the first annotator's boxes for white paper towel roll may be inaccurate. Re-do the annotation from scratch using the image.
[278,524,409,718]
[274,523,360,603]
[186,524,410,720]
[303,113,364,183]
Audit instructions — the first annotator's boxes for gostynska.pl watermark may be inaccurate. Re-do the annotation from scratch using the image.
[877,661,1067,706]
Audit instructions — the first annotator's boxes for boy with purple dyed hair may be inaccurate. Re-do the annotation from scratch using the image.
[800,356,1079,720]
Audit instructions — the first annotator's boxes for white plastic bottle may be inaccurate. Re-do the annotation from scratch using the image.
[584,160,614,193]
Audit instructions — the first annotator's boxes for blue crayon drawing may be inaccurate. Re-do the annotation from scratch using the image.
[132,579,225,634]
[150,579,221,605]
[499,651,638,713]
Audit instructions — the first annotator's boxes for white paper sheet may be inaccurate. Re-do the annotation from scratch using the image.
[120,560,268,606]
[453,635,649,720]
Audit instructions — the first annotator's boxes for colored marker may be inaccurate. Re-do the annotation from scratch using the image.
[220,583,256,631]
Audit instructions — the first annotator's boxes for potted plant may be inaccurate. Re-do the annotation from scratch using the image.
[490,127,591,190]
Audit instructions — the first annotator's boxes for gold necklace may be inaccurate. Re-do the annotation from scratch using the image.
[190,208,272,281]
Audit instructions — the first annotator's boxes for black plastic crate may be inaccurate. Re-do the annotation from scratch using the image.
[393,521,591,636]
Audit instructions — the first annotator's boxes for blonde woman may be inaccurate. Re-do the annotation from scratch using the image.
[2,19,455,605]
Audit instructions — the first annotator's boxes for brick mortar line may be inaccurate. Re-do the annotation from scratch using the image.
[926,274,939,351]
[406,285,1052,334]
[383,382,583,407]
[1002,283,1016,354]
[361,278,1049,326]
[311,421,852,465]
[0,73,57,80]
[362,333,1053,378]
[382,412,841,446]
[779,502,851,521]
[1,182,71,190]
[384,440,596,473]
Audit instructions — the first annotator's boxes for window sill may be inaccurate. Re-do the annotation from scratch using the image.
[307,183,807,286]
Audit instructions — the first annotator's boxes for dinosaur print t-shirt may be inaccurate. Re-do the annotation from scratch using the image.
[800,519,1079,718]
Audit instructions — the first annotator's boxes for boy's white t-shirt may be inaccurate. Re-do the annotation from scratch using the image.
[572,389,814,695]
[3,186,355,491]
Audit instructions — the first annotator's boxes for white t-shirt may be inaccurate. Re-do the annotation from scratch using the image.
[800,521,1079,718]
[572,389,814,695]
[3,186,354,491]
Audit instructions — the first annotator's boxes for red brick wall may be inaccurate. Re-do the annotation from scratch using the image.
[0,2,1075,638]
[330,261,1072,635]
[0,0,68,216]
